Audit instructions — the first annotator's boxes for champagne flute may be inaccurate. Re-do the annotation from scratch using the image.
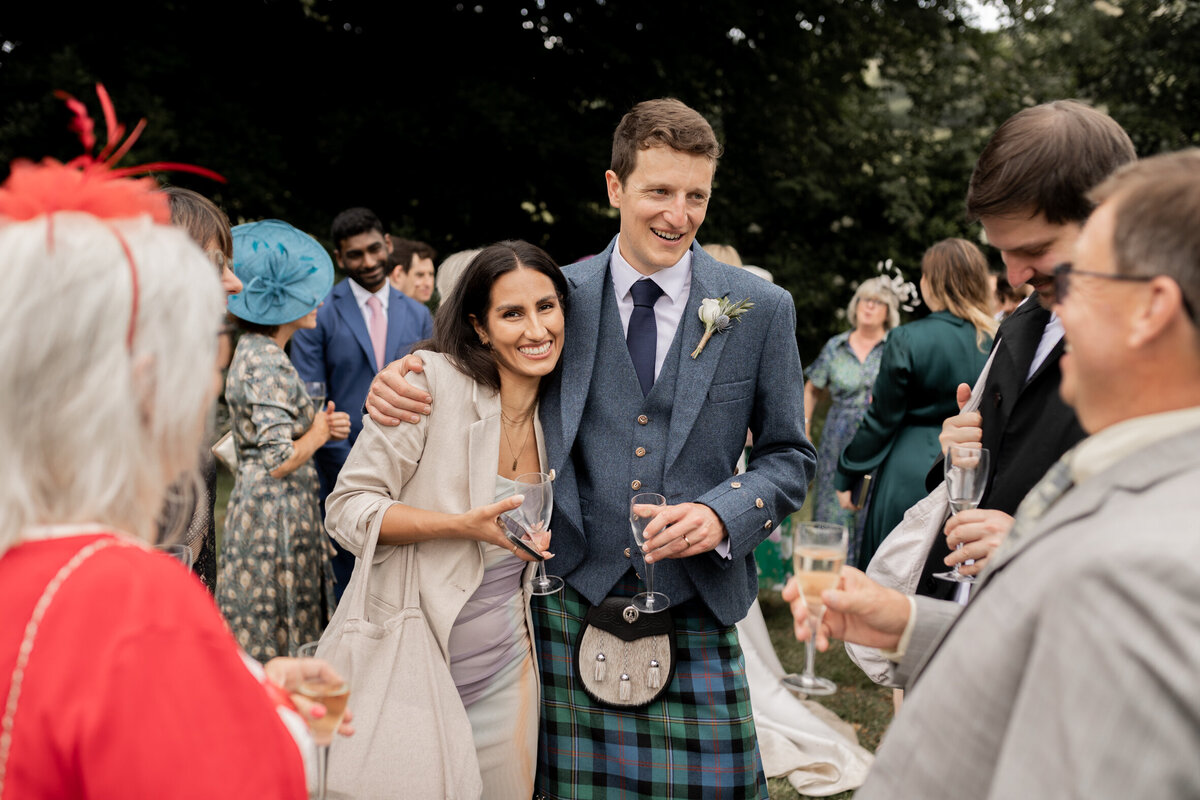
[629,493,669,613]
[507,471,563,595]
[304,381,327,413]
[297,641,352,800]
[780,521,847,696]
[933,446,991,585]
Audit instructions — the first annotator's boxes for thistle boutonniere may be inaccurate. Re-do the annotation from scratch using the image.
[691,296,754,358]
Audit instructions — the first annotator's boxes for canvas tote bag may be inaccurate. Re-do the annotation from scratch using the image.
[846,341,999,685]
[319,513,482,799]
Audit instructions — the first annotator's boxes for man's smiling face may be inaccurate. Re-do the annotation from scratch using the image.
[605,145,713,276]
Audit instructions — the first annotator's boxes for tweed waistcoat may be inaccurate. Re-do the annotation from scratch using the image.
[567,278,695,603]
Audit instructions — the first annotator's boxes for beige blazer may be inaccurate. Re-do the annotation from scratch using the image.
[324,350,547,664]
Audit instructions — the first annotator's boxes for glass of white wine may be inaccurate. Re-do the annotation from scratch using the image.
[297,641,352,800]
[780,521,847,696]
[507,472,563,595]
[304,381,327,413]
[629,492,669,613]
[932,446,991,585]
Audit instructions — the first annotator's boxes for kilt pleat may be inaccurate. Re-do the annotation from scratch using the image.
[533,581,767,799]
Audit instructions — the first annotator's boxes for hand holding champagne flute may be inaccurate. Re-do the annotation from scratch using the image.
[780,521,848,696]
[933,446,990,586]
[297,641,352,800]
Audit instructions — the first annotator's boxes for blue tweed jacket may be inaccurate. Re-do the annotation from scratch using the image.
[541,238,815,626]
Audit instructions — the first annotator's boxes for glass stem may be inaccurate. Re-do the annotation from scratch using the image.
[317,743,330,800]
[644,561,655,598]
[536,561,548,587]
[951,543,963,577]
[804,619,818,678]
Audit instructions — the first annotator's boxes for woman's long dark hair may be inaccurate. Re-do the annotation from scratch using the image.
[422,240,568,391]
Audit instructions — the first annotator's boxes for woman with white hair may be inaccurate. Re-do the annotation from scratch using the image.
[804,277,900,559]
[0,90,328,797]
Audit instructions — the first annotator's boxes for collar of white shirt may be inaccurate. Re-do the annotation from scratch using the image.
[348,278,390,314]
[609,238,692,308]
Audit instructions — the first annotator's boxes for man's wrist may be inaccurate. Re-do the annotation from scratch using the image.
[878,594,917,662]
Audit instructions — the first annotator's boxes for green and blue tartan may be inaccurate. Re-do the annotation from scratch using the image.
[533,578,767,799]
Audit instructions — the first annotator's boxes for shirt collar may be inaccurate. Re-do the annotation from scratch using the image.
[609,236,692,303]
[1070,406,1200,484]
[348,278,390,311]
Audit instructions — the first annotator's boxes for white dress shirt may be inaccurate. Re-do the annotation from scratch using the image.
[609,238,692,381]
[348,279,390,329]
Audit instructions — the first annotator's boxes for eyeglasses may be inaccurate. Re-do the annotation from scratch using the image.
[859,298,885,308]
[1052,262,1196,322]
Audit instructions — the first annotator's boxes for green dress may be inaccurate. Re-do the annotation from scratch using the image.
[835,311,991,569]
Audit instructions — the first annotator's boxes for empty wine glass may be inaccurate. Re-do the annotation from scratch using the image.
[933,446,991,585]
[507,472,563,595]
[780,521,848,696]
[304,381,327,412]
[629,493,669,613]
[297,640,352,800]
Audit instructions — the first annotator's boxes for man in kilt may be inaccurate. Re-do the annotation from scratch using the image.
[368,98,815,798]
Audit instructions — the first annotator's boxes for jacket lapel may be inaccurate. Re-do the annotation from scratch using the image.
[333,282,378,369]
[557,249,610,460]
[385,288,410,366]
[665,249,731,471]
[467,381,502,510]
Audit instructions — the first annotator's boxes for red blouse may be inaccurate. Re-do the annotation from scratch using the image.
[0,533,307,799]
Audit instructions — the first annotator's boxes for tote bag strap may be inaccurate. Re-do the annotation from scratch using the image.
[0,536,133,795]
[338,510,418,619]
[961,336,1000,416]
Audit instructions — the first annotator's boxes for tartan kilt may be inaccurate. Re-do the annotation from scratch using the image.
[533,580,767,799]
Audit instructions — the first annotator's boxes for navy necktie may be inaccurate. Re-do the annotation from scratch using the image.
[627,279,664,396]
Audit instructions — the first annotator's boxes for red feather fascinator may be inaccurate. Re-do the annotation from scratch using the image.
[0,83,224,222]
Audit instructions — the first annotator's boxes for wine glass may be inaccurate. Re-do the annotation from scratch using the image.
[155,543,194,569]
[629,493,669,613]
[780,521,848,696]
[506,472,563,595]
[304,381,327,412]
[933,446,991,585]
[297,641,352,800]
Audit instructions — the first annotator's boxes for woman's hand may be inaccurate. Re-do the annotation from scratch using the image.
[325,401,352,440]
[837,489,859,511]
[308,403,331,447]
[263,657,355,738]
[457,494,554,562]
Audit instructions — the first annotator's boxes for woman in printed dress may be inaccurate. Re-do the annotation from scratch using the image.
[219,219,350,660]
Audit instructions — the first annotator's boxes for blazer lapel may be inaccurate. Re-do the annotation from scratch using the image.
[385,288,411,365]
[665,250,731,471]
[557,250,610,460]
[333,282,377,369]
[998,298,1050,388]
[467,381,502,510]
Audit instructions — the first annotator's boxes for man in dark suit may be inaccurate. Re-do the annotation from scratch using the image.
[917,100,1136,596]
[366,99,815,798]
[291,207,432,596]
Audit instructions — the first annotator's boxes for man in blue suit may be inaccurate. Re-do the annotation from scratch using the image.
[291,207,432,597]
[367,99,814,797]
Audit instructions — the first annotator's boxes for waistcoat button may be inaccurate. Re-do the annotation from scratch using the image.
[631,480,642,490]
[637,415,649,425]
[635,447,646,457]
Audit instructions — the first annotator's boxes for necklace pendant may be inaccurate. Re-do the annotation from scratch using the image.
[512,456,519,470]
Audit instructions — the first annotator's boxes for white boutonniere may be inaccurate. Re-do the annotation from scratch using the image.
[691,296,754,358]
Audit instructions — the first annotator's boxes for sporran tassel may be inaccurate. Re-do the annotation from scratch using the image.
[647,659,661,689]
[594,653,607,682]
[619,673,631,702]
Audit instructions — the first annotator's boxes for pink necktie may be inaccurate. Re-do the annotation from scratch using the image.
[366,295,386,369]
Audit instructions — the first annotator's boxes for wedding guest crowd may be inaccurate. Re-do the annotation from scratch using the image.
[8,78,1200,800]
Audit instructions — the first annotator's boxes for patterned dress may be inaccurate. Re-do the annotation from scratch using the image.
[806,330,885,562]
[218,333,334,660]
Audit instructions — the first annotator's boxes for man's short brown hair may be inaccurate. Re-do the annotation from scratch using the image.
[610,98,722,185]
[967,100,1136,224]
[390,238,438,274]
[1089,149,1200,324]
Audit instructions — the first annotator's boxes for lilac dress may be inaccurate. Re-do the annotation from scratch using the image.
[445,474,538,799]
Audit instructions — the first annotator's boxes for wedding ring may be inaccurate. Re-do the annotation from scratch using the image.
[683,535,691,547]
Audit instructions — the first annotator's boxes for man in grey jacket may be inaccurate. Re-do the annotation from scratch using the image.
[788,149,1200,798]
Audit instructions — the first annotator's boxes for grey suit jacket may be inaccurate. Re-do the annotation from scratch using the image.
[541,238,816,625]
[859,425,1200,799]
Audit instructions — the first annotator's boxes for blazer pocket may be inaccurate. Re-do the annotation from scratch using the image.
[708,378,753,405]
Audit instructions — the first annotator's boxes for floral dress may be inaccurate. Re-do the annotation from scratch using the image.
[218,333,334,660]
[806,330,886,563]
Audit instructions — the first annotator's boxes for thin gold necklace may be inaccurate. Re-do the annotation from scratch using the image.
[500,409,535,470]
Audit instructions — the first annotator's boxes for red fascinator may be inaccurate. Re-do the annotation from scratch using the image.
[0,84,225,346]
[0,83,224,222]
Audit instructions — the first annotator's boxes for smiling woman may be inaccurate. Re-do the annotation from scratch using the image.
[323,240,569,797]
